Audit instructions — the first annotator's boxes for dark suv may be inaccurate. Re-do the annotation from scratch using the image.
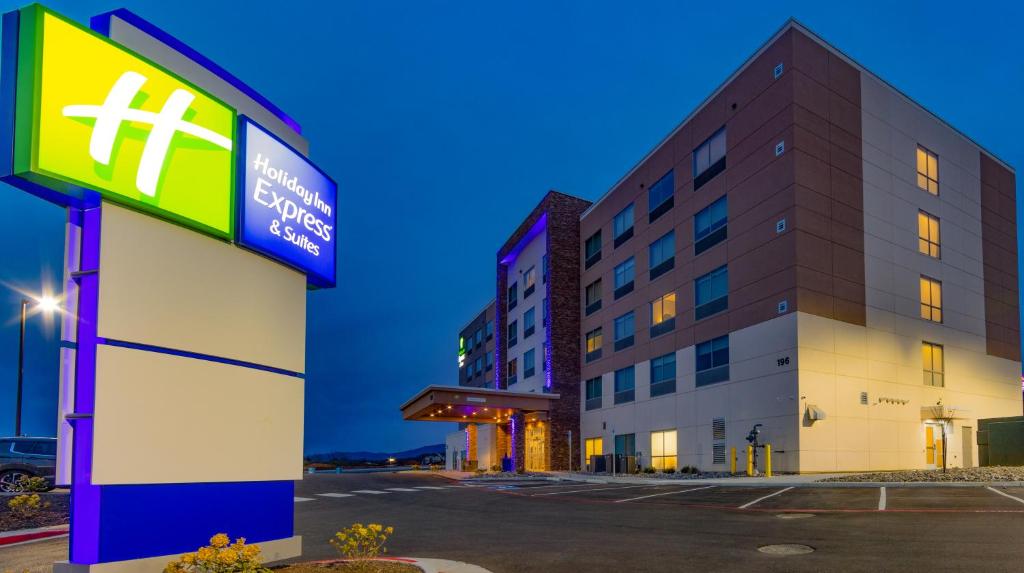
[0,437,57,492]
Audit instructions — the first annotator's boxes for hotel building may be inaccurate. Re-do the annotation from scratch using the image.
[404,20,1020,473]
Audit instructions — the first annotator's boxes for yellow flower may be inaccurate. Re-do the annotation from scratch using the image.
[210,533,230,548]
[197,547,215,561]
[218,548,239,564]
[385,527,394,535]
[242,544,261,559]
[181,553,196,564]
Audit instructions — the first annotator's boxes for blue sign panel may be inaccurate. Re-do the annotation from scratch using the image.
[238,117,337,287]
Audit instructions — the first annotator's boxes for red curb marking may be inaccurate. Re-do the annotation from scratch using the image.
[0,529,69,546]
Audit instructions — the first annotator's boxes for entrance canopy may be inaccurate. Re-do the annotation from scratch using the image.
[400,385,559,424]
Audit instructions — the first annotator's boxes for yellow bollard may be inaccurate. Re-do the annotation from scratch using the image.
[765,444,772,478]
[746,445,754,476]
[730,446,737,474]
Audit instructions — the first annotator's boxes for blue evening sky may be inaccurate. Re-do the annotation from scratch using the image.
[0,1,1021,454]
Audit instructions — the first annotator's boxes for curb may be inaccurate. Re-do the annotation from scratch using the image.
[0,524,69,547]
[302,557,493,573]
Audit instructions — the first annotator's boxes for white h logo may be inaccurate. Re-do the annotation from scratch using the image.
[62,71,233,197]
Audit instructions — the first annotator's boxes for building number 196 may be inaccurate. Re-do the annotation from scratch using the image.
[777,356,790,367]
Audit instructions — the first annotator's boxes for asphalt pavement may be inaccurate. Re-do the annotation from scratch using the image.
[291,472,1024,572]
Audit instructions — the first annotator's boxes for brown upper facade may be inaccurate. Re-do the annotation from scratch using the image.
[459,300,496,388]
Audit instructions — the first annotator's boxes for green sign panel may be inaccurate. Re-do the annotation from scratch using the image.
[10,5,236,238]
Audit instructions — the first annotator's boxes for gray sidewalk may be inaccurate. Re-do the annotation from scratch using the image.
[500,471,1024,488]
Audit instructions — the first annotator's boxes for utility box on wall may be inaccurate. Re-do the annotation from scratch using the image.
[977,416,1024,466]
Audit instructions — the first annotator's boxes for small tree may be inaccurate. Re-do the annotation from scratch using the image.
[928,399,958,473]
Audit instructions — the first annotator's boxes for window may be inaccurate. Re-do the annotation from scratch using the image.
[542,298,548,326]
[694,195,728,254]
[918,211,940,259]
[650,352,676,397]
[614,311,635,351]
[508,281,518,310]
[920,276,942,322]
[542,254,549,283]
[693,128,726,189]
[485,320,493,340]
[475,356,483,376]
[524,266,537,298]
[474,328,482,348]
[917,145,939,195]
[11,440,56,456]
[614,366,635,404]
[541,342,547,372]
[650,292,676,337]
[922,341,944,387]
[486,351,493,370]
[585,279,602,315]
[524,348,536,378]
[614,257,635,298]
[466,362,474,379]
[506,358,518,385]
[650,430,677,471]
[585,437,603,466]
[585,327,603,361]
[613,203,635,246]
[648,169,675,222]
[585,231,602,268]
[508,320,518,347]
[585,377,602,411]
[524,307,536,338]
[696,335,729,386]
[649,231,675,280]
[695,265,728,319]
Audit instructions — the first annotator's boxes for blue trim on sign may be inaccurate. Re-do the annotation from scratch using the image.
[89,9,302,135]
[0,9,19,178]
[96,338,305,379]
[95,480,294,563]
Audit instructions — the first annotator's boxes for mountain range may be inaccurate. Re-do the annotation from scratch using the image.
[306,443,444,463]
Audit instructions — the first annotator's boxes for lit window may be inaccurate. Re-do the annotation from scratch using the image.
[693,128,727,188]
[648,170,674,216]
[650,429,677,471]
[614,257,635,290]
[918,211,940,259]
[586,327,603,353]
[524,349,536,378]
[920,276,942,323]
[916,145,939,195]
[651,292,676,325]
[506,358,517,384]
[524,266,537,296]
[585,437,603,465]
[650,352,676,397]
[614,366,635,404]
[922,342,944,387]
[614,204,635,241]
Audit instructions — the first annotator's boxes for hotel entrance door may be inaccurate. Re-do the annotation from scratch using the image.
[525,421,547,471]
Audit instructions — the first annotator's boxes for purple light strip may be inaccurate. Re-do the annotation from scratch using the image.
[69,206,101,564]
[544,233,553,391]
[90,9,302,135]
[510,416,517,472]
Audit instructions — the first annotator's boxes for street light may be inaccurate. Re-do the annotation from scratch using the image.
[15,294,61,437]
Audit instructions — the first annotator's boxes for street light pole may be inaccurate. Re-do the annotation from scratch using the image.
[15,298,27,437]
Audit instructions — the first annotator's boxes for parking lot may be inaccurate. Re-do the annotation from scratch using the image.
[289,472,1024,572]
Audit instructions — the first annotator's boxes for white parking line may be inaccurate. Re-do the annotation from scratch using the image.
[414,486,445,490]
[318,493,354,498]
[738,487,794,509]
[293,497,315,502]
[878,487,887,511]
[351,490,389,495]
[987,487,1024,505]
[532,484,662,497]
[386,488,420,492]
[614,485,716,503]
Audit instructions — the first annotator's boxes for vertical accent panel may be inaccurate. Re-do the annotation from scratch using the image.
[980,153,1020,361]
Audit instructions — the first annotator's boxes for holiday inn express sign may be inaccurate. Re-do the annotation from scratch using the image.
[0,4,337,570]
[1,4,337,282]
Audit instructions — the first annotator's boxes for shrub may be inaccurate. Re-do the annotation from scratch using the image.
[429,464,440,471]
[16,475,50,492]
[475,468,486,475]
[163,534,270,573]
[490,465,501,472]
[643,467,656,474]
[7,493,48,519]
[330,523,394,560]
[662,468,677,474]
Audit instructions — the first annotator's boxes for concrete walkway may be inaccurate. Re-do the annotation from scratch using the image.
[407,557,494,573]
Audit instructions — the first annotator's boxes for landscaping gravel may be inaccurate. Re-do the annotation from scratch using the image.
[819,466,1024,483]
[0,492,70,532]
